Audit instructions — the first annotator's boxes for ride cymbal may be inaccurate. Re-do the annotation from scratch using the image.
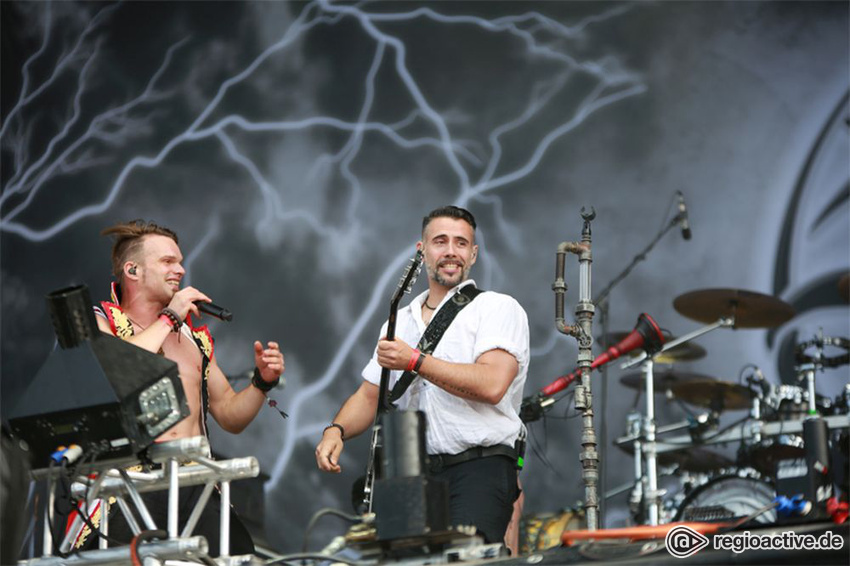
[673,288,795,328]
[669,379,753,411]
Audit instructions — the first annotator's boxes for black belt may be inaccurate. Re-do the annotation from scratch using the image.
[429,444,516,473]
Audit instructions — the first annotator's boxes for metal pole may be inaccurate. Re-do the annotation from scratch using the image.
[219,481,230,557]
[43,476,55,556]
[642,359,660,525]
[168,458,179,538]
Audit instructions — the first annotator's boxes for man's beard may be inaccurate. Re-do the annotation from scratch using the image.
[427,262,469,287]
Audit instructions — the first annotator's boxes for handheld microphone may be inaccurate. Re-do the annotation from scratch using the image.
[677,191,692,240]
[195,301,233,321]
[539,313,665,398]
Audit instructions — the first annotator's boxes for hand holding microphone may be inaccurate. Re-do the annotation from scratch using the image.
[166,287,233,321]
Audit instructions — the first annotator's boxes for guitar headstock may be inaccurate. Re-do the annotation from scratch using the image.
[391,250,424,306]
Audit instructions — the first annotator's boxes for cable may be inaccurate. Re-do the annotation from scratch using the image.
[77,448,128,547]
[45,459,71,559]
[130,529,168,566]
[527,422,563,478]
[301,507,361,553]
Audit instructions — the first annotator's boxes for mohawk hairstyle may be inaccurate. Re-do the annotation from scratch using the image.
[422,205,477,235]
[101,220,178,283]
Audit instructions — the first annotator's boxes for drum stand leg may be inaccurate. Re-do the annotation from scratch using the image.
[625,412,644,521]
[642,359,662,526]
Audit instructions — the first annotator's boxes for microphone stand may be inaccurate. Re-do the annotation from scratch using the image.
[593,197,685,528]
[553,207,598,530]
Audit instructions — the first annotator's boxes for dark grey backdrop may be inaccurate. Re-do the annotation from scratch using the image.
[2,0,848,555]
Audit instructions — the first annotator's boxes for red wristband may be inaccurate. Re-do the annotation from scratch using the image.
[406,349,421,372]
[159,314,175,329]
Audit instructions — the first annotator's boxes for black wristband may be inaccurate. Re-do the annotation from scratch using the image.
[323,423,345,441]
[251,367,279,393]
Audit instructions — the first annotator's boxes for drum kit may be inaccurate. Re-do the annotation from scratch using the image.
[611,287,850,527]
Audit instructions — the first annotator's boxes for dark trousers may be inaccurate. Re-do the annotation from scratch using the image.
[432,455,519,544]
[105,485,255,557]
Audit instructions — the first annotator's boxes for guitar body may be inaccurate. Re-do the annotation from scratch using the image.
[357,250,423,514]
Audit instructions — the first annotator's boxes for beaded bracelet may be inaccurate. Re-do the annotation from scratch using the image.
[158,308,181,332]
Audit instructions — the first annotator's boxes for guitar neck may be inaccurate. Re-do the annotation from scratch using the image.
[376,302,400,415]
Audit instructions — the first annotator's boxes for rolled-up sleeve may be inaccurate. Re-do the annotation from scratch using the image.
[472,294,530,369]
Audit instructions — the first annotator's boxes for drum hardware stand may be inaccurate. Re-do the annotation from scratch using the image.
[639,358,666,526]
[745,372,769,445]
[622,316,736,371]
[27,436,260,565]
[553,207,598,530]
[624,411,644,519]
[618,315,734,526]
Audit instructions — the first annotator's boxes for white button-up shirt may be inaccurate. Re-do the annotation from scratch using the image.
[362,280,529,455]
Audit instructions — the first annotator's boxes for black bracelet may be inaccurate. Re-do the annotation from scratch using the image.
[158,308,182,333]
[323,423,345,441]
[412,352,426,375]
[251,367,279,393]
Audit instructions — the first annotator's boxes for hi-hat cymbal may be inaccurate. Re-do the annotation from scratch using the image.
[617,443,733,473]
[673,288,795,328]
[669,379,753,411]
[620,370,716,392]
[600,332,706,363]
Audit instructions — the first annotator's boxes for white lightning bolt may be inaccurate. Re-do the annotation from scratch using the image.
[1,1,646,514]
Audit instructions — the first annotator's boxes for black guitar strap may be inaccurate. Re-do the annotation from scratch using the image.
[389,284,483,404]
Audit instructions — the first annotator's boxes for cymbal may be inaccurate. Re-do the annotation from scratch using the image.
[673,288,795,328]
[839,273,849,303]
[620,370,716,392]
[617,443,733,473]
[600,332,706,363]
[669,379,753,411]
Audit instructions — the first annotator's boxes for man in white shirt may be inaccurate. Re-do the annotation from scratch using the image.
[315,206,529,545]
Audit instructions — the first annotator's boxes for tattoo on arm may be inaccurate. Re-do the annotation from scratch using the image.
[425,374,473,397]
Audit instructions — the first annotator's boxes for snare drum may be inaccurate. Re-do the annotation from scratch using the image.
[673,469,776,524]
